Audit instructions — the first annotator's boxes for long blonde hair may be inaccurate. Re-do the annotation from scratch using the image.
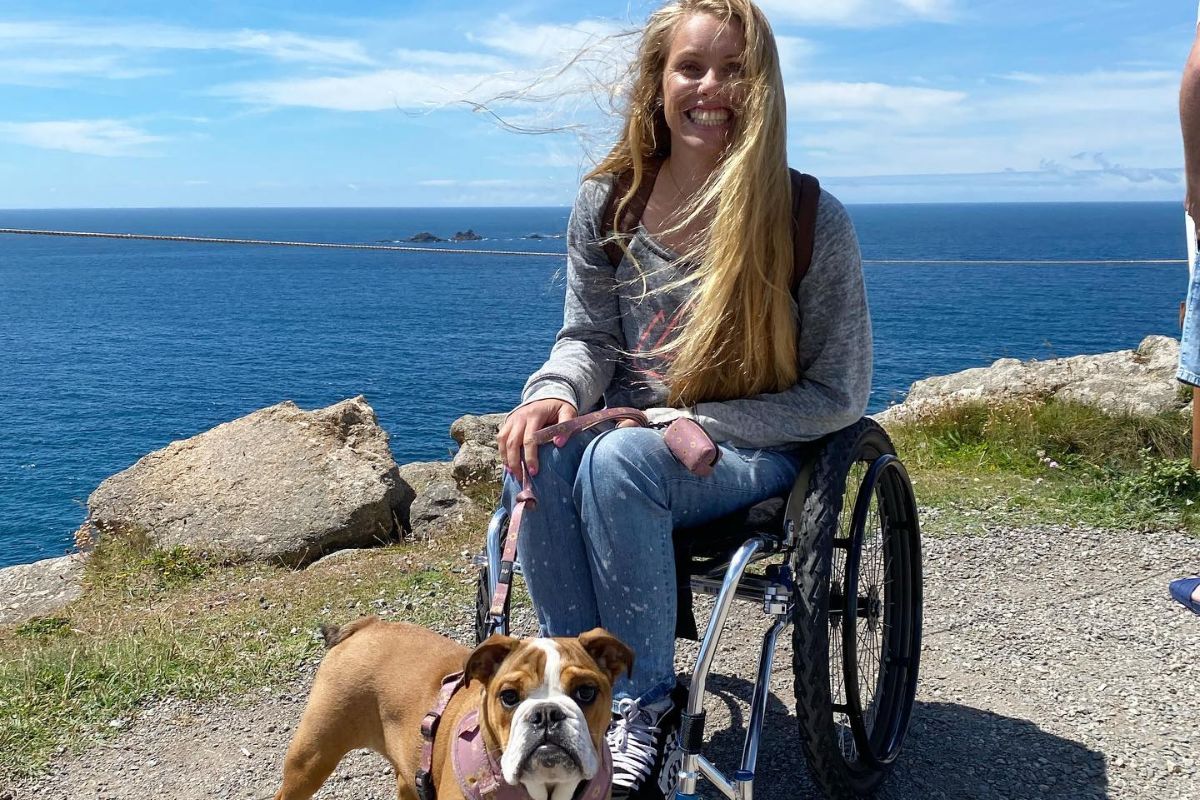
[587,0,796,406]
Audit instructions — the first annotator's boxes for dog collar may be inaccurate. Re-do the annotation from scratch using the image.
[453,709,613,800]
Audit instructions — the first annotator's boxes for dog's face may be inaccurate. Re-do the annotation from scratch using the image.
[466,628,633,798]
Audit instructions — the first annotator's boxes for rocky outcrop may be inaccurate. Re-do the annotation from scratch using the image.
[409,232,443,243]
[0,554,86,626]
[398,461,476,540]
[450,413,506,486]
[878,335,1185,424]
[83,397,413,568]
[451,230,482,242]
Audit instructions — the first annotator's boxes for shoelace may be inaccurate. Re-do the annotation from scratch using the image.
[606,698,663,788]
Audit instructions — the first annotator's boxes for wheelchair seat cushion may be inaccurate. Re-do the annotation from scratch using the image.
[670,495,788,640]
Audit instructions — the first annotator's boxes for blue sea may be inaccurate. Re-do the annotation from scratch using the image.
[0,202,1187,568]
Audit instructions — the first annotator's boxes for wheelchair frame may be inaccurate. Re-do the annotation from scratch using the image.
[475,418,922,800]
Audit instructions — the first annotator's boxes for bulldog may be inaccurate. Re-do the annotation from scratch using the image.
[274,616,633,800]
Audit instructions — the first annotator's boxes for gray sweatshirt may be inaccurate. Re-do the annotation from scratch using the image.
[521,174,872,449]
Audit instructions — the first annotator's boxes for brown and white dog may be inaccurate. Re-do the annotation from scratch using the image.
[274,616,633,800]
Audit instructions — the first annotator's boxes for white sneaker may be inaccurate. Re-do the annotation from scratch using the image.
[607,694,678,799]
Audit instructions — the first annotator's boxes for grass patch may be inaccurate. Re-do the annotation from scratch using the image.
[0,506,489,782]
[890,398,1199,533]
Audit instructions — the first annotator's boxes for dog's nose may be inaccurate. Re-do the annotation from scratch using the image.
[527,704,566,729]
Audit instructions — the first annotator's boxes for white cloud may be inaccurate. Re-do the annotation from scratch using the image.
[0,21,374,65]
[0,56,164,84]
[213,69,523,111]
[390,49,511,71]
[790,68,1180,185]
[467,17,629,62]
[0,119,164,156]
[787,80,967,125]
[775,35,817,77]
[755,0,956,27]
[975,69,1176,121]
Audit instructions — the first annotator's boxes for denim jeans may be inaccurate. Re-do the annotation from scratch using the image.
[1182,264,1200,386]
[501,425,803,708]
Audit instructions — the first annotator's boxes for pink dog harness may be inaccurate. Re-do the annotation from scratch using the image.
[417,671,614,800]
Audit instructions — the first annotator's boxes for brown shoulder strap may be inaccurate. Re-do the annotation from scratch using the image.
[789,169,820,294]
[601,161,661,267]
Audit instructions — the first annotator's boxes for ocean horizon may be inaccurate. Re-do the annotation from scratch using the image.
[0,200,1189,568]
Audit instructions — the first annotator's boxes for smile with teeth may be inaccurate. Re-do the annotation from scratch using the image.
[686,107,731,127]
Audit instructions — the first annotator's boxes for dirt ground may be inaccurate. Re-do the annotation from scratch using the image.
[5,524,1199,800]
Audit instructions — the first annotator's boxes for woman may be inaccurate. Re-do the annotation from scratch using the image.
[496,2,871,797]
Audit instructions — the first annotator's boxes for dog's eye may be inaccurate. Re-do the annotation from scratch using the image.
[498,689,521,709]
[572,685,598,705]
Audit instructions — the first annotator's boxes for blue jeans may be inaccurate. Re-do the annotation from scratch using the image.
[1182,263,1200,386]
[501,425,803,707]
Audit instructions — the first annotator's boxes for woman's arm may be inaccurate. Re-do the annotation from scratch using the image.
[645,190,872,448]
[520,177,624,413]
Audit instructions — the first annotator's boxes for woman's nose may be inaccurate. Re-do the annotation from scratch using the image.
[699,68,722,96]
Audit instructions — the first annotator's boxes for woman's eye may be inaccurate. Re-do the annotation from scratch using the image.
[724,64,743,78]
[499,689,521,708]
[573,685,598,705]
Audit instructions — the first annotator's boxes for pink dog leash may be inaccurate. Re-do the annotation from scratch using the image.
[485,407,720,628]
[486,408,650,624]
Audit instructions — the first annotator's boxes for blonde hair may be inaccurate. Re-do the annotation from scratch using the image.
[587,0,796,407]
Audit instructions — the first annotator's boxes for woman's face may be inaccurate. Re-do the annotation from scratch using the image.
[660,12,747,164]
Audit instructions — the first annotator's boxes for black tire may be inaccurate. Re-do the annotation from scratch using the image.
[791,418,923,799]
[474,560,510,644]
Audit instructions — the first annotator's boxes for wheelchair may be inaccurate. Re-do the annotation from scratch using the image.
[473,418,923,800]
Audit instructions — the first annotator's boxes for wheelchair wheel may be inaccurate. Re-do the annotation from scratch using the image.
[791,418,923,799]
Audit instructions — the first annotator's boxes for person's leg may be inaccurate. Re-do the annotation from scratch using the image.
[574,426,803,705]
[501,426,608,637]
[574,427,803,799]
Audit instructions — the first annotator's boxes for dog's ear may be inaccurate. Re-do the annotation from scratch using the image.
[465,634,520,687]
[578,628,635,683]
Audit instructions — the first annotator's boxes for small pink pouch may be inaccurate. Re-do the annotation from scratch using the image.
[663,417,720,477]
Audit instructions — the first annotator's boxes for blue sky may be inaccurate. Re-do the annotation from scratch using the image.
[0,0,1192,207]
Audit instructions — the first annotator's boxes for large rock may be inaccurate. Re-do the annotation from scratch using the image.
[0,554,86,626]
[398,461,475,539]
[450,413,506,488]
[879,336,1185,423]
[450,413,506,446]
[85,397,414,568]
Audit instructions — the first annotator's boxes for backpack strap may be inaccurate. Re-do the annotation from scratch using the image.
[601,161,662,267]
[789,170,821,295]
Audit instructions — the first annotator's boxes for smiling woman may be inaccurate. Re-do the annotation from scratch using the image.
[492,2,872,799]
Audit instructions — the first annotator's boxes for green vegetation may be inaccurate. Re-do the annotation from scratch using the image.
[3,397,1198,782]
[890,398,1200,533]
[0,513,485,781]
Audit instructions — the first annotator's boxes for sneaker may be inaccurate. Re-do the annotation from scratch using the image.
[608,684,687,800]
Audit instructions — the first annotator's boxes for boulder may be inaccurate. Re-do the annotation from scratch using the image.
[398,461,475,539]
[450,413,506,446]
[0,554,86,627]
[878,335,1185,424]
[85,397,414,568]
[453,441,504,487]
[449,413,505,487]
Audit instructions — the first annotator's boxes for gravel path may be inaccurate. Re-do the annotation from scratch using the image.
[5,524,1198,800]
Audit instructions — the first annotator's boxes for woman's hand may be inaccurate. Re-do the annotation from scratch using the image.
[497,399,577,477]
